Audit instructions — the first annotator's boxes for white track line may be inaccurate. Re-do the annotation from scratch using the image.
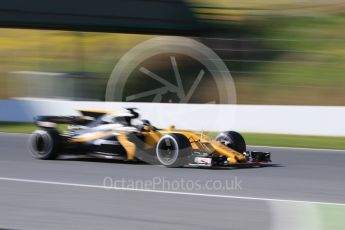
[0,177,344,207]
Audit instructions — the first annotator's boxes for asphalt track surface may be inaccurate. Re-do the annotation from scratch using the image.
[0,133,345,230]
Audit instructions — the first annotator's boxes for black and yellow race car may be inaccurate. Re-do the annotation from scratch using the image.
[28,108,271,167]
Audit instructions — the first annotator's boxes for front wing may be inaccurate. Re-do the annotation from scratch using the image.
[188,151,271,167]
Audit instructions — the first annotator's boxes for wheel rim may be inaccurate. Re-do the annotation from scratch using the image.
[156,136,178,165]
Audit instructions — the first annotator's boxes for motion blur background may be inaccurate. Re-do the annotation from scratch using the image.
[1,0,344,105]
[1,3,345,230]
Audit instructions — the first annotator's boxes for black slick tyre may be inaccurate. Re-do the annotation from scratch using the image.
[215,131,246,153]
[156,133,191,167]
[29,129,61,160]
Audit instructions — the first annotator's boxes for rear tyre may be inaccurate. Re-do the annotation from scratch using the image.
[29,129,61,160]
[156,133,191,167]
[215,131,246,153]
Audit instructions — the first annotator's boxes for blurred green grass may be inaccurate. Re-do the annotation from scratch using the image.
[204,131,345,150]
[319,204,345,229]
[0,122,36,133]
[1,122,344,150]
[1,1,345,105]
[232,14,345,105]
[191,0,345,105]
[0,122,67,134]
[242,133,345,150]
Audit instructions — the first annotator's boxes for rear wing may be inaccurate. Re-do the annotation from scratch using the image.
[34,110,111,128]
[79,110,110,119]
[35,116,92,127]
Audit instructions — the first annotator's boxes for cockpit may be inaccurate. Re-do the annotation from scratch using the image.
[82,108,157,132]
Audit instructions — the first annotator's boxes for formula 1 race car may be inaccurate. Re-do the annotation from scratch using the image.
[29,108,271,168]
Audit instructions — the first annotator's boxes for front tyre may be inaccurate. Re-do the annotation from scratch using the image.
[215,131,246,153]
[29,129,61,160]
[156,133,191,167]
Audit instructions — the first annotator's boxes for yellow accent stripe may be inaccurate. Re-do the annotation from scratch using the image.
[117,133,136,161]
[70,131,114,143]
